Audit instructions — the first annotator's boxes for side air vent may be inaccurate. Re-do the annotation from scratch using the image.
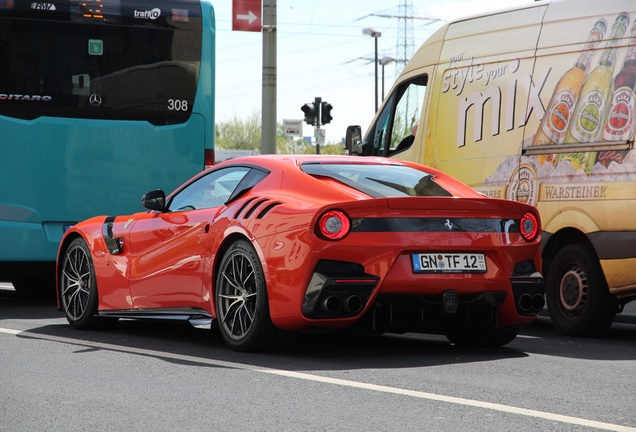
[235,197,283,220]
[244,198,270,218]
[234,197,258,219]
[257,202,282,219]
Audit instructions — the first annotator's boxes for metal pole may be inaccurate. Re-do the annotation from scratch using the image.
[374,36,378,112]
[314,96,321,154]
[381,63,385,101]
[261,0,277,154]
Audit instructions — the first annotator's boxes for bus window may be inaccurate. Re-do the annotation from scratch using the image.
[0,0,202,125]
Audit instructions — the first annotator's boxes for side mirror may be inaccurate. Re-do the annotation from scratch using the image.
[142,190,166,212]
[345,125,363,155]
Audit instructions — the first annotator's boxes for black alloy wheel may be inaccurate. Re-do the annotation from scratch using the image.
[59,237,99,328]
[215,240,284,351]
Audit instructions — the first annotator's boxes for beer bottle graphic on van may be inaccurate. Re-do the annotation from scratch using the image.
[532,18,607,167]
[562,12,630,174]
[602,22,636,144]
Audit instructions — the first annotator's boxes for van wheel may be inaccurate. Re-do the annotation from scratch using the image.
[545,244,617,336]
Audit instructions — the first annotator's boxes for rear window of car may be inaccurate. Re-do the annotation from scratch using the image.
[301,163,452,198]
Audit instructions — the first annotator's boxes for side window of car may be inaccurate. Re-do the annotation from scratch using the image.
[388,76,427,155]
[362,75,427,157]
[168,167,251,211]
[363,94,395,156]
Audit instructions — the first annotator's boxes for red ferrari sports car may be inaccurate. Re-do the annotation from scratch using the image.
[57,155,543,351]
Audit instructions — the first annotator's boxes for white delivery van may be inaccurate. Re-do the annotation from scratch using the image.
[346,0,636,336]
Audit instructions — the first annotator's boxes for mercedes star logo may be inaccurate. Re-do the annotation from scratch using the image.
[89,93,102,107]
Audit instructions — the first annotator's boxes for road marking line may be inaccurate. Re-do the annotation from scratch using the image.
[2,326,634,432]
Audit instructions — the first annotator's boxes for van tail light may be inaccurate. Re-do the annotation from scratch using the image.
[520,212,539,242]
[316,210,351,241]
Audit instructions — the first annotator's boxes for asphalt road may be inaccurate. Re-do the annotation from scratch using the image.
[1,285,635,432]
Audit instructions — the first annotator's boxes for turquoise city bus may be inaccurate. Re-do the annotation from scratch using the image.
[0,0,215,295]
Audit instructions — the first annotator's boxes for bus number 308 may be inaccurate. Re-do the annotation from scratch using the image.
[168,99,189,111]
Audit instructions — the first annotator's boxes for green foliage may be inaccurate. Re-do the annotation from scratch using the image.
[216,112,344,155]
[318,143,346,154]
[216,111,262,150]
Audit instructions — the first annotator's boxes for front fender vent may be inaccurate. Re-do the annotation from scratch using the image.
[102,216,123,255]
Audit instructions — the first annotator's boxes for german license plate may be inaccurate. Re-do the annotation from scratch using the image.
[411,252,487,273]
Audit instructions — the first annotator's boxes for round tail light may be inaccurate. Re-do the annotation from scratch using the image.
[316,210,351,241]
[520,212,539,242]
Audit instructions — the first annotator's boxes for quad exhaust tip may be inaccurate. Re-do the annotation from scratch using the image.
[321,295,363,315]
[519,293,545,312]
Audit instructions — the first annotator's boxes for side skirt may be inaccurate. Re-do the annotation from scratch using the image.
[98,308,214,329]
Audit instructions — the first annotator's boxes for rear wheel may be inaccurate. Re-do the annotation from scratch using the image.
[546,244,617,336]
[59,238,99,329]
[445,328,519,347]
[215,240,285,351]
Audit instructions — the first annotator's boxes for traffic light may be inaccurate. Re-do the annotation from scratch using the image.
[320,102,333,125]
[301,103,317,125]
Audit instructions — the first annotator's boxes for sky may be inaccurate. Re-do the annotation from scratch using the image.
[211,0,534,144]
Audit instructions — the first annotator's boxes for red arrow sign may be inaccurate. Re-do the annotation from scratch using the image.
[232,0,262,32]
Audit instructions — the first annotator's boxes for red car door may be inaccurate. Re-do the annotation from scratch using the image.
[126,166,252,309]
[126,209,213,309]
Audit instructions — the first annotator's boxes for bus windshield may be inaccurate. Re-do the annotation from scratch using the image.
[0,0,202,125]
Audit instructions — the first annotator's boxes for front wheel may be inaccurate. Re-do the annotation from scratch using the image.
[545,244,617,336]
[59,238,99,329]
[215,240,285,351]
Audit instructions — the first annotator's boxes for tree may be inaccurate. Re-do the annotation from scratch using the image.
[215,112,344,155]
[216,111,262,150]
[318,143,345,155]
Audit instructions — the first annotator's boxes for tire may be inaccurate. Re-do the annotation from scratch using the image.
[215,240,283,351]
[59,238,100,329]
[545,244,617,336]
[445,328,519,347]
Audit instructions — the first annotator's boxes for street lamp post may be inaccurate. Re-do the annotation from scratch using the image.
[362,27,381,112]
[379,56,395,100]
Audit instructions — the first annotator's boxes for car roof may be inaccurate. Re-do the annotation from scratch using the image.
[214,154,409,170]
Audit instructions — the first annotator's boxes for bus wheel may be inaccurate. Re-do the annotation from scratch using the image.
[546,244,617,336]
[59,238,100,329]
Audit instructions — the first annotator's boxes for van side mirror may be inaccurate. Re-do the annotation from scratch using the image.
[345,125,363,155]
[142,190,166,212]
